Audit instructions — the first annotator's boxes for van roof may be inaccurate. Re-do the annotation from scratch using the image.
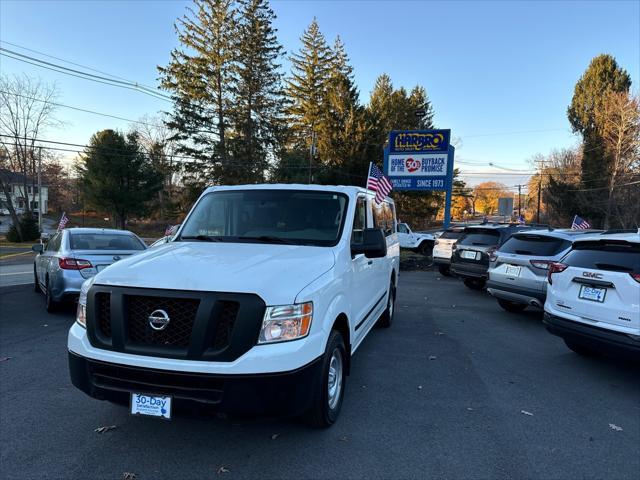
[202,184,393,203]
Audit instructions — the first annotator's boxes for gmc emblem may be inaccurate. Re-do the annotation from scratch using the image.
[583,271,603,279]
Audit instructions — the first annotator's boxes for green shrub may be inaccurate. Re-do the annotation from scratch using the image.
[6,214,41,242]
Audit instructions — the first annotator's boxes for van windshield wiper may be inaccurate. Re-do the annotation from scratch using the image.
[237,235,294,245]
[180,235,223,242]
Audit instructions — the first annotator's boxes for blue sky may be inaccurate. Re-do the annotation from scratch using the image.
[1,0,638,187]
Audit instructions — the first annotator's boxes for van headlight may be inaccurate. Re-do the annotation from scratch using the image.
[76,277,95,328]
[258,302,313,344]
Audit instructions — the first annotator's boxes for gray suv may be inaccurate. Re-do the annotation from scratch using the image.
[487,229,599,312]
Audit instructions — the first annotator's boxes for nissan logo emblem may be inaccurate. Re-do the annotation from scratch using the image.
[148,309,170,331]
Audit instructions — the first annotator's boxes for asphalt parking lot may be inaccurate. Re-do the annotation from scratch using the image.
[1,270,639,480]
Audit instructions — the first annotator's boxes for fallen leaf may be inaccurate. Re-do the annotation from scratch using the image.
[122,473,136,480]
[218,466,230,474]
[339,436,348,442]
[417,385,423,390]
[429,355,437,360]
[271,433,279,440]
[451,305,456,308]
[43,324,48,327]
[467,407,474,411]
[521,410,534,416]
[434,331,445,336]
[94,425,116,433]
[609,423,623,431]
[0,357,11,362]
[361,385,367,389]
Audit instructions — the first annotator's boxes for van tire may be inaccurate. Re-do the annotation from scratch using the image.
[497,299,527,313]
[464,278,485,290]
[564,339,600,357]
[306,330,347,428]
[377,281,395,328]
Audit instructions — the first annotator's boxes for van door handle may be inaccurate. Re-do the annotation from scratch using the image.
[367,260,373,265]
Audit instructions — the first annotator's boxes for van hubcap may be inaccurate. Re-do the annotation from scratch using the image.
[327,348,343,410]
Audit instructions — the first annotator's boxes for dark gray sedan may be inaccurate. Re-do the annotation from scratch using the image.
[32,228,146,312]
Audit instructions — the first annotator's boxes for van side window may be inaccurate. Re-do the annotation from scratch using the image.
[373,201,394,237]
[46,233,61,252]
[352,196,366,244]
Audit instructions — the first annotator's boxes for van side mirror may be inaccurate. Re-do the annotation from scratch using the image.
[351,228,387,259]
[32,244,44,253]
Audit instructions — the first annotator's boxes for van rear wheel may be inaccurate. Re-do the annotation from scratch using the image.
[306,330,346,428]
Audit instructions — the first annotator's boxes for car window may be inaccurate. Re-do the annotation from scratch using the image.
[46,233,61,252]
[562,241,640,272]
[398,224,409,234]
[179,189,348,247]
[458,229,501,246]
[69,233,145,251]
[440,230,462,240]
[373,201,395,237]
[500,235,570,256]
[352,196,367,244]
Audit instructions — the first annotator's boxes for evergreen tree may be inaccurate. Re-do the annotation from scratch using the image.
[77,130,162,229]
[567,54,632,225]
[285,18,333,150]
[231,0,286,182]
[158,0,237,183]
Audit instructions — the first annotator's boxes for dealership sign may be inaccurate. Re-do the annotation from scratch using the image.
[383,129,454,191]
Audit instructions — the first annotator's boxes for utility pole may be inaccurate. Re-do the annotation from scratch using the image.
[536,173,542,224]
[37,146,43,233]
[517,184,522,218]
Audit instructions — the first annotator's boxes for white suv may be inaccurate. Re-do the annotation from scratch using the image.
[432,226,464,276]
[544,232,640,357]
[68,185,400,427]
[397,222,434,255]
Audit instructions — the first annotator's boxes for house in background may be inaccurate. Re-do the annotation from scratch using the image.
[0,169,49,215]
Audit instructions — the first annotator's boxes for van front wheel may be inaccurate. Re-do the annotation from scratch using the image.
[307,330,346,428]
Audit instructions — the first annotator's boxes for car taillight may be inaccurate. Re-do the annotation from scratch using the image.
[547,262,568,285]
[530,260,551,270]
[434,240,440,246]
[452,243,457,251]
[59,257,92,270]
[488,247,498,262]
[630,273,640,283]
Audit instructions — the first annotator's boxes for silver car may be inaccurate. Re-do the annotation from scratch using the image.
[32,228,147,312]
[487,229,599,312]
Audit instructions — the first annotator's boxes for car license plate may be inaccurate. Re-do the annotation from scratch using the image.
[462,250,478,260]
[130,393,172,420]
[578,285,606,303]
[505,265,521,277]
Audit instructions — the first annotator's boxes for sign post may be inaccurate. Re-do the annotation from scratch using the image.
[383,129,455,228]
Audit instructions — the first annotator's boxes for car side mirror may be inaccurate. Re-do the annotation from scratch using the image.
[351,228,387,259]
[32,244,44,253]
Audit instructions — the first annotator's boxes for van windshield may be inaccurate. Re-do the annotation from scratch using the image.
[179,189,349,247]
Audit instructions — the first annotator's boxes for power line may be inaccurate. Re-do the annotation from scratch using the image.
[0,40,159,91]
[0,90,164,129]
[0,48,171,103]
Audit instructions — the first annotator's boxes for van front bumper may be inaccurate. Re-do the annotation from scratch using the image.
[69,351,323,416]
[543,313,640,356]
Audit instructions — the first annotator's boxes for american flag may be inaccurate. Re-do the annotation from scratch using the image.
[57,212,69,232]
[571,214,591,230]
[366,162,393,204]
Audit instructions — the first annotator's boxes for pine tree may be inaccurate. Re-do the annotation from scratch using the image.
[285,18,333,150]
[158,0,237,184]
[231,0,286,182]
